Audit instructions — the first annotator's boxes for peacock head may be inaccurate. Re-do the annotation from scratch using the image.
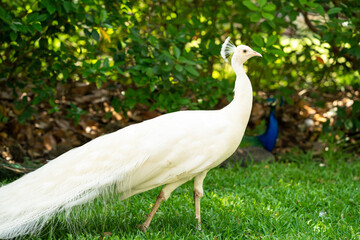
[221,37,262,66]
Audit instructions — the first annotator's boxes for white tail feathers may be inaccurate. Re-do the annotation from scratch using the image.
[220,37,236,62]
[0,132,148,239]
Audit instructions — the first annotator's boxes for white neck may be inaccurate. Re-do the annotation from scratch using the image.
[222,63,253,127]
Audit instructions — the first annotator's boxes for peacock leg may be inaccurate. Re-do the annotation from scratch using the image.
[142,190,165,231]
[193,171,208,230]
[142,179,188,231]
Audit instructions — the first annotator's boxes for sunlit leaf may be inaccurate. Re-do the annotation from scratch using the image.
[327,7,342,15]
[262,11,274,20]
[266,35,277,47]
[250,12,262,22]
[263,3,276,12]
[243,1,259,11]
[100,27,111,43]
[258,0,267,8]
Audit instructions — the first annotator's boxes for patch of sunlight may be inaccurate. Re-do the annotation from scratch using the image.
[25,4,32,12]
[185,38,201,50]
[337,57,346,63]
[312,38,321,46]
[279,80,288,87]
[107,28,114,35]
[303,38,312,46]
[265,205,274,213]
[281,38,303,53]
[53,38,61,49]
[313,221,327,232]
[199,14,207,23]
[212,70,220,79]
[169,76,178,84]
[336,71,359,85]
[58,72,64,80]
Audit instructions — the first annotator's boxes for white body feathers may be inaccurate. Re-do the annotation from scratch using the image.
[0,39,258,239]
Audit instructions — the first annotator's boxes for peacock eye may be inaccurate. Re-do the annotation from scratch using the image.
[243,50,247,53]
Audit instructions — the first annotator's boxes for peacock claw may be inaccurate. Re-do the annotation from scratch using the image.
[142,225,148,232]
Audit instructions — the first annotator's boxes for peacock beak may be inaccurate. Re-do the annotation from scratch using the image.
[252,51,262,57]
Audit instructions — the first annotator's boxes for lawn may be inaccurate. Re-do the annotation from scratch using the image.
[6,150,360,239]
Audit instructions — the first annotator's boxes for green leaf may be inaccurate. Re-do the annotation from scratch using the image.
[185,65,199,77]
[27,12,39,23]
[52,63,61,71]
[243,1,259,11]
[266,35,277,47]
[252,34,264,47]
[95,79,102,89]
[0,6,12,24]
[103,58,109,68]
[322,32,333,42]
[250,12,262,22]
[32,23,42,32]
[10,21,28,33]
[175,64,183,72]
[10,31,17,41]
[267,20,276,29]
[263,3,276,12]
[145,68,153,77]
[92,29,100,42]
[36,14,49,22]
[100,9,107,23]
[258,0,267,7]
[262,11,274,20]
[62,1,71,13]
[179,56,196,65]
[62,69,69,80]
[84,28,91,38]
[313,4,325,16]
[344,119,353,130]
[173,46,181,59]
[352,100,360,117]
[94,60,101,69]
[289,11,298,21]
[41,0,57,15]
[327,7,342,15]
[268,48,286,57]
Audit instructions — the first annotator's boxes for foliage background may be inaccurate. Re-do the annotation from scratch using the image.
[0,0,359,165]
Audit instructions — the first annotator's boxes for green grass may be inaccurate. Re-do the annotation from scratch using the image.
[5,150,360,239]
